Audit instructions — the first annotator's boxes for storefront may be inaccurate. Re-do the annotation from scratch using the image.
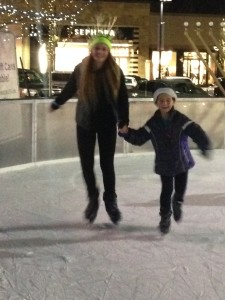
[182,51,215,84]
[151,50,176,79]
[150,49,216,83]
[6,0,223,84]
[54,41,133,75]
[27,25,138,77]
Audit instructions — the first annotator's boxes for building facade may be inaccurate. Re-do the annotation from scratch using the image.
[8,1,225,83]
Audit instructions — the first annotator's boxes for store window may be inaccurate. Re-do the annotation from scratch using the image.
[183,52,205,84]
[151,50,176,79]
[112,47,130,75]
[183,52,215,85]
[55,42,131,74]
[55,43,89,71]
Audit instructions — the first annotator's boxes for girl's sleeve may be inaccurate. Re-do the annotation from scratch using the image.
[183,121,212,154]
[51,67,78,109]
[119,125,151,146]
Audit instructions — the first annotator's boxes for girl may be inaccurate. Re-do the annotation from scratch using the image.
[51,34,129,224]
[119,87,211,233]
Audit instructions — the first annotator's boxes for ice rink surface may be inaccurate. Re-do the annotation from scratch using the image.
[0,149,225,300]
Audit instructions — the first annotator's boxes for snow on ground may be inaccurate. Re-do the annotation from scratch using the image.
[0,150,225,300]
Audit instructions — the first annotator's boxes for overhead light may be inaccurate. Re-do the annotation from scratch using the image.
[209,22,214,27]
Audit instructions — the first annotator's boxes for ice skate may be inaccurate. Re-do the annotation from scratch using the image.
[159,212,171,234]
[103,192,122,225]
[84,191,99,223]
[172,200,183,222]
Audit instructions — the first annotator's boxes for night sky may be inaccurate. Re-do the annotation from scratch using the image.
[101,0,225,14]
[150,0,225,14]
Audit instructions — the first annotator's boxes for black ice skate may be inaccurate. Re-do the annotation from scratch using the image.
[172,200,183,222]
[159,212,172,234]
[84,191,99,223]
[103,193,122,225]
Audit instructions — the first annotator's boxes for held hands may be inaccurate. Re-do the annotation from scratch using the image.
[118,125,129,136]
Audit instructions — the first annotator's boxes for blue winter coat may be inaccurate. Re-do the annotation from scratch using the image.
[120,108,211,176]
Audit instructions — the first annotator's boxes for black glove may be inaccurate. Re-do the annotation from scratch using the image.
[51,101,60,110]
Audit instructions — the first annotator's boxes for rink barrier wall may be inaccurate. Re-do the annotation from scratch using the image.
[0,98,225,169]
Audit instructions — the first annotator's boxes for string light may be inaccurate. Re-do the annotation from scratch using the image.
[0,0,94,61]
[0,1,94,27]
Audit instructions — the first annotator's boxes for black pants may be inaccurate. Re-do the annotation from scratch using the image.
[159,171,188,215]
[77,124,117,198]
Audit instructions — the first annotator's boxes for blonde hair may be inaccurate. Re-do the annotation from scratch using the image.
[78,53,121,105]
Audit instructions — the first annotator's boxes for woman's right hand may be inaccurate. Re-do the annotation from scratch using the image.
[118,125,128,134]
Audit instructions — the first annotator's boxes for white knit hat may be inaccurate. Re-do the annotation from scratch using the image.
[153,87,177,103]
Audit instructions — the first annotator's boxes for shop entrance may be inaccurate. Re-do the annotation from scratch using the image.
[183,52,212,85]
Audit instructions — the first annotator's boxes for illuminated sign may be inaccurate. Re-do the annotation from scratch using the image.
[74,28,116,37]
[61,26,135,40]
[0,31,19,99]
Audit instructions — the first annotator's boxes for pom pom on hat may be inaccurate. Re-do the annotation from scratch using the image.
[153,87,177,103]
[89,34,112,50]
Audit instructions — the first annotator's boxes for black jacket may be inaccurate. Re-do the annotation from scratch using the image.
[52,62,129,130]
[120,108,211,176]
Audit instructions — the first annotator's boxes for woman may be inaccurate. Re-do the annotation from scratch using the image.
[50,34,129,224]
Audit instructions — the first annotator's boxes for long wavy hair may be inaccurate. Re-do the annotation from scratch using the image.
[78,53,121,105]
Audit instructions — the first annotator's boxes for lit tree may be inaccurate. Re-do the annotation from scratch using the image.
[0,0,94,70]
